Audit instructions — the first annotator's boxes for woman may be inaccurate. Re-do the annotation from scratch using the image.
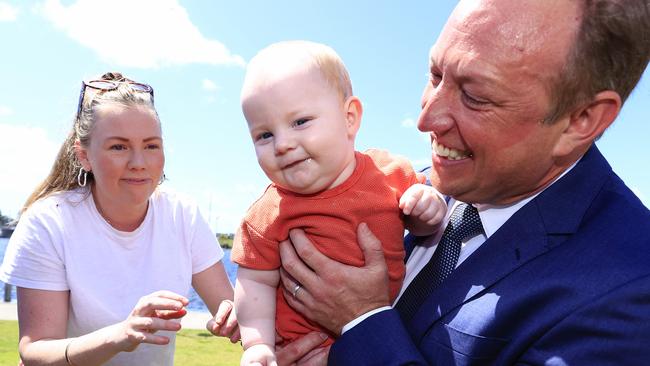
[0,72,238,365]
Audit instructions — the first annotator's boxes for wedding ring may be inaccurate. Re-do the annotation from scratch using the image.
[292,284,302,299]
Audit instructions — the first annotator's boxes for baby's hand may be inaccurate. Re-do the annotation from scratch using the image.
[241,343,277,366]
[399,183,446,226]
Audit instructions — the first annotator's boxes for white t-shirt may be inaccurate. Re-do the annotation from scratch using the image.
[0,188,223,366]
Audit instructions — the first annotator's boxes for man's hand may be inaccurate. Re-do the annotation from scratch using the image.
[279,223,390,335]
[276,332,330,366]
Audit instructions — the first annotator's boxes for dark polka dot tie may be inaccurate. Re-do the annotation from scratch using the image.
[395,203,484,321]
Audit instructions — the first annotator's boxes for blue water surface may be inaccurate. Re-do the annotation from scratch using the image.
[0,237,237,312]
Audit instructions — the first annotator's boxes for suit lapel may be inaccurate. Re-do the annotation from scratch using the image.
[406,201,550,339]
[405,145,613,340]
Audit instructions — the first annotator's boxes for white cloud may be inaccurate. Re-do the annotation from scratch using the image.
[400,118,415,127]
[35,0,245,69]
[202,79,219,92]
[0,124,60,217]
[0,105,12,117]
[0,2,18,21]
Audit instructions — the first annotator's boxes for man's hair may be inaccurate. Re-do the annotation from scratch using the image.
[545,0,650,123]
[248,40,353,99]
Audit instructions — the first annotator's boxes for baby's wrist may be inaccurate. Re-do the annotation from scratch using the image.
[242,339,274,351]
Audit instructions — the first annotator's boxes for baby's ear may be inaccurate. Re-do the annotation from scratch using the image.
[344,96,363,138]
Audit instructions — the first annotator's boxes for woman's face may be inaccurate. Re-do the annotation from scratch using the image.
[77,105,164,213]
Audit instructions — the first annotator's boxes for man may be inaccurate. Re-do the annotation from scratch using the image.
[276,0,650,364]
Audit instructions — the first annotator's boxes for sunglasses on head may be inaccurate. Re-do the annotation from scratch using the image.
[76,79,155,120]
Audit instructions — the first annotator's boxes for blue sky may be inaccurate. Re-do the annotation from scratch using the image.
[0,1,648,233]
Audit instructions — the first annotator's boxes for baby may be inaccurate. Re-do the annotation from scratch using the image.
[231,40,446,365]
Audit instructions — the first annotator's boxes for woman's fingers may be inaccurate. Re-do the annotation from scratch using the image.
[131,316,182,333]
[223,309,241,342]
[229,327,241,343]
[213,299,234,326]
[155,308,187,320]
[132,292,188,317]
[205,299,241,342]
[148,290,189,304]
[119,315,182,351]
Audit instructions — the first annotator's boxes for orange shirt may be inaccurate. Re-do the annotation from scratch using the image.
[231,149,424,345]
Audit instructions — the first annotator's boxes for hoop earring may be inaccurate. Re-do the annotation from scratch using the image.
[158,172,166,185]
[77,168,88,187]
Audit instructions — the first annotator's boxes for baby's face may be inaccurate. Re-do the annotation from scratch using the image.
[242,67,356,195]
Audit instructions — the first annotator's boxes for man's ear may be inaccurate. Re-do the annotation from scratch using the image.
[553,90,621,158]
[73,140,92,171]
[344,96,363,138]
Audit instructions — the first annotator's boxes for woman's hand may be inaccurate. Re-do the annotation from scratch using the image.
[206,299,241,342]
[114,290,189,352]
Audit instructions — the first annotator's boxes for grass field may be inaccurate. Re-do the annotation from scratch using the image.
[0,320,243,365]
[0,321,19,365]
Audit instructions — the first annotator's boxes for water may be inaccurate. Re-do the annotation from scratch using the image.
[0,237,238,313]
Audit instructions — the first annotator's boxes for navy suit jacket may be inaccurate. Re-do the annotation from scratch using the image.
[329,145,650,365]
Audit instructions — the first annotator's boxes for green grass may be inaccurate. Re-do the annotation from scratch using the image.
[0,321,19,365]
[0,320,242,365]
[174,328,242,365]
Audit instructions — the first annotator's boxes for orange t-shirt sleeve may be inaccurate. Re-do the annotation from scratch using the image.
[230,220,281,270]
[365,148,424,196]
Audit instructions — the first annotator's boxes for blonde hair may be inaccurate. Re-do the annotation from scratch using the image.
[246,40,353,99]
[21,72,158,213]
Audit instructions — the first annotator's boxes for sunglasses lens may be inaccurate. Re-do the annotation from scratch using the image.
[86,80,117,90]
[130,83,153,93]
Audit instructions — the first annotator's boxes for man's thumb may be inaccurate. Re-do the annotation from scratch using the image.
[357,223,385,266]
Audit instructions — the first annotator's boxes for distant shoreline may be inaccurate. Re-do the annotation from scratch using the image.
[217,233,234,249]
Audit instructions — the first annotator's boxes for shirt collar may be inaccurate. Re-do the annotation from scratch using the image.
[449,159,580,239]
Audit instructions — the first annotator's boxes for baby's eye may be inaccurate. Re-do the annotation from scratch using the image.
[257,132,273,141]
[293,118,310,127]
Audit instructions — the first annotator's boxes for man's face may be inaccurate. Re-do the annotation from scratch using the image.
[418,0,582,205]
